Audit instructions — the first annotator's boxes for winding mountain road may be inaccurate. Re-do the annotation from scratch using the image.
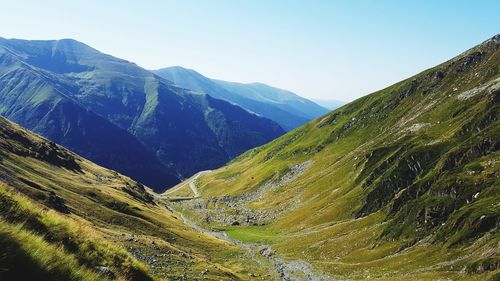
[162,170,211,199]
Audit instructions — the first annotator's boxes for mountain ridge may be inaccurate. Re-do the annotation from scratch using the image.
[0,41,181,190]
[0,37,285,191]
[154,66,329,131]
[168,34,500,280]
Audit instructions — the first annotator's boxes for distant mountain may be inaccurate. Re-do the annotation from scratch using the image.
[310,98,345,110]
[0,38,284,191]
[154,66,329,131]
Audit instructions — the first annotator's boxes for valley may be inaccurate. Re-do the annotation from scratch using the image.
[164,172,332,281]
[165,35,500,280]
[0,116,275,280]
[0,14,498,281]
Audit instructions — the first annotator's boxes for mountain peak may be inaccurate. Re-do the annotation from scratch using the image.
[0,39,285,191]
[155,65,205,78]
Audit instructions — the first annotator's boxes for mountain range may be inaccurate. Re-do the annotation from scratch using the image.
[154,66,329,131]
[0,34,498,281]
[0,37,305,191]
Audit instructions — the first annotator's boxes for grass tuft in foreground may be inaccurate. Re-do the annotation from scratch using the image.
[0,184,154,281]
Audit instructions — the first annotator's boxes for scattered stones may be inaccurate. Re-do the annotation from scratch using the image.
[174,160,313,227]
[94,266,113,277]
[259,246,274,257]
[404,123,430,133]
[457,77,500,100]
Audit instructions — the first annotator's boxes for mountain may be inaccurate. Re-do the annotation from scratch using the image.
[0,38,284,191]
[0,115,276,280]
[310,98,345,110]
[168,35,500,280]
[154,66,329,131]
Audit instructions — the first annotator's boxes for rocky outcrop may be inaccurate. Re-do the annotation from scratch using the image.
[175,161,313,227]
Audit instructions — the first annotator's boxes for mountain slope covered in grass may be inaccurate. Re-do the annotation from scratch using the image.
[0,115,279,280]
[154,66,329,131]
[0,38,284,191]
[170,35,500,280]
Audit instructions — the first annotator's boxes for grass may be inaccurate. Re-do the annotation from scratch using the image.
[177,37,500,280]
[0,116,273,280]
[223,226,279,243]
[0,184,153,281]
[0,221,103,281]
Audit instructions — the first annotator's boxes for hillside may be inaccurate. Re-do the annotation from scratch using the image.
[0,38,284,191]
[154,66,329,131]
[0,115,284,280]
[169,35,500,280]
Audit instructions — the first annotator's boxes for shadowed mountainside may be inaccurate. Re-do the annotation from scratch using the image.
[0,38,284,191]
[154,66,329,131]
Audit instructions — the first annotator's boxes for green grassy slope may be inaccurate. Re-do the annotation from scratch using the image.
[175,35,500,280]
[0,116,273,280]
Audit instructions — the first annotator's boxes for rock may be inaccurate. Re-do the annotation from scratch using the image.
[94,266,113,277]
[259,246,274,257]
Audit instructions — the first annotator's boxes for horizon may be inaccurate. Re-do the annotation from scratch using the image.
[1,1,499,102]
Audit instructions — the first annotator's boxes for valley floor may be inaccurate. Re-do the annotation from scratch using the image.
[171,201,330,281]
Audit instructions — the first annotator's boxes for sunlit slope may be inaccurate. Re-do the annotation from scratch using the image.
[0,116,272,281]
[188,35,500,279]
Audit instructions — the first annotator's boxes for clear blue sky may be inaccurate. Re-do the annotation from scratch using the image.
[0,0,498,101]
